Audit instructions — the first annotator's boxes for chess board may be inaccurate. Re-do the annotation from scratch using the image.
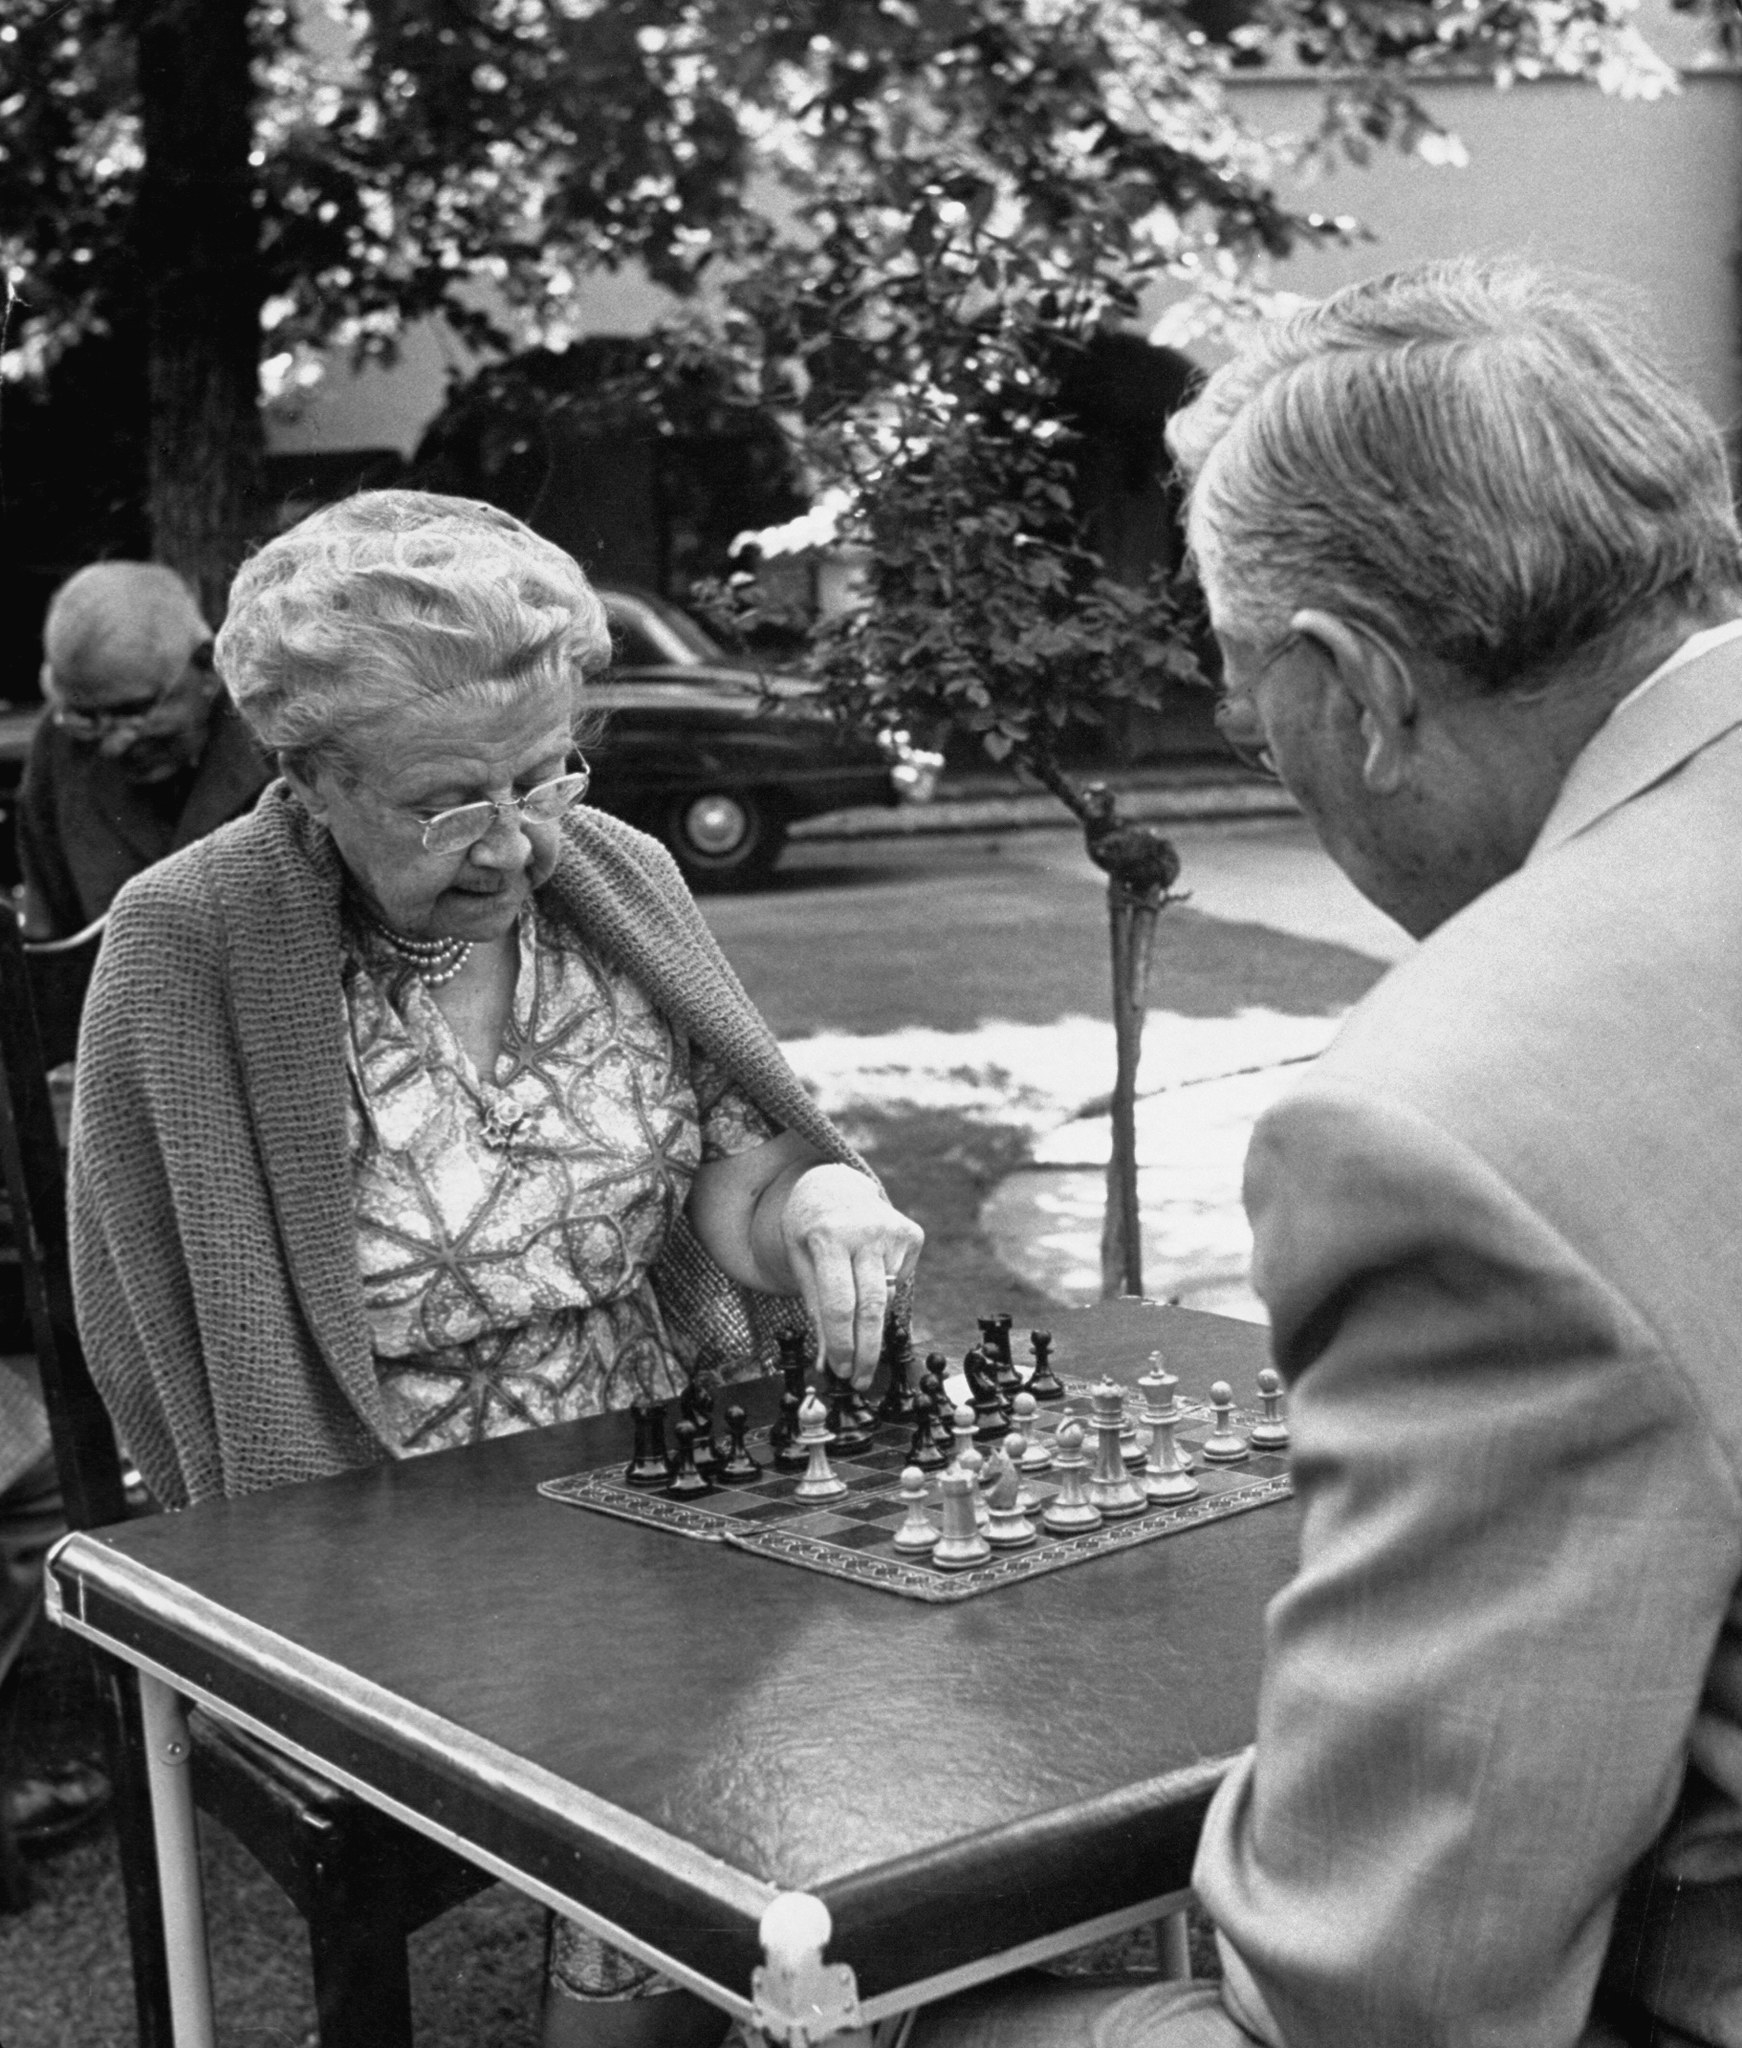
[539,1381,1292,1604]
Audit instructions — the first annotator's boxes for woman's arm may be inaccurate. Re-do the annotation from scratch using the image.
[686,1131,924,1384]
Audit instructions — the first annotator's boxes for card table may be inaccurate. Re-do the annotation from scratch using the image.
[47,1301,1294,2048]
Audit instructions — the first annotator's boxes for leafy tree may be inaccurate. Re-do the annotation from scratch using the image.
[668,0,1679,1291]
[1,0,1687,1290]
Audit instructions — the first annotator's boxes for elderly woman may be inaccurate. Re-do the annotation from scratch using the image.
[70,489,921,2048]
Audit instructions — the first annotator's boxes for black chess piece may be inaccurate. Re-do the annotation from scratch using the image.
[717,1403,762,1483]
[978,1313,1020,1398]
[682,1379,720,1475]
[625,1401,672,1487]
[771,1391,809,1472]
[777,1329,811,1405]
[664,1419,714,1499]
[875,1311,919,1422]
[908,1399,947,1472]
[1027,1329,1066,1402]
[823,1369,874,1456]
[963,1346,1008,1440]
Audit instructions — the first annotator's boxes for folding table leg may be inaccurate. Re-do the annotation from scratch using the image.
[1156,1909,1191,1979]
[137,1672,217,2048]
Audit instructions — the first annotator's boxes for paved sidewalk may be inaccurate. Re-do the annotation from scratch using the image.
[791,762,1296,841]
[766,815,1409,1328]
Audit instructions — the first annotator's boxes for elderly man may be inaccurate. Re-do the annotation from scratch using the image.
[921,260,1742,2048]
[20,561,269,937]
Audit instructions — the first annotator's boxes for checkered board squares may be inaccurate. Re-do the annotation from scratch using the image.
[539,1382,1292,1604]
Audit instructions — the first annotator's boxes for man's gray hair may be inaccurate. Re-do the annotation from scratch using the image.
[216,489,611,773]
[43,562,208,694]
[1167,258,1742,690]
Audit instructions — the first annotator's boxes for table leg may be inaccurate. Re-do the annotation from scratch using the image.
[754,1892,868,2048]
[137,1673,217,2048]
[1156,1909,1191,1979]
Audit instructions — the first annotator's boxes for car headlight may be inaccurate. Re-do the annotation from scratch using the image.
[878,728,944,803]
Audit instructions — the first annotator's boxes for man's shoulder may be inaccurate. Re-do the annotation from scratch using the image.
[1329,738,1742,1097]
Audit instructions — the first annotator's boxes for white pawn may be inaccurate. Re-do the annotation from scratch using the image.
[892,1466,941,1553]
[1001,1429,1042,1516]
[1013,1391,1053,1474]
[1041,1420,1102,1533]
[949,1401,977,1471]
[1199,1380,1250,1464]
[1249,1367,1290,1450]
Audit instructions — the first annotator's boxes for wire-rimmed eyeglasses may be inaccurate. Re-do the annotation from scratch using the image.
[1213,630,1303,784]
[410,763,592,854]
[48,641,217,743]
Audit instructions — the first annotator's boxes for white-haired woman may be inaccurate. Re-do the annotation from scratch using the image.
[70,489,921,2048]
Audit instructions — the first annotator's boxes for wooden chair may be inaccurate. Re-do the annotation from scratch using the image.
[0,906,494,2047]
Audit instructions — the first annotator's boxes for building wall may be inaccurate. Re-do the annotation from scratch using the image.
[1192,67,1742,431]
[266,12,1742,456]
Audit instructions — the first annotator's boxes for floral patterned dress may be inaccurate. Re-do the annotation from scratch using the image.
[342,898,778,2002]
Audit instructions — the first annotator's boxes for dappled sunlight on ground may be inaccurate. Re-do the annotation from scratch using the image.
[782,1008,1349,1319]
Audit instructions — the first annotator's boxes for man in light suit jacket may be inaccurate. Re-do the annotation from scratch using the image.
[919,261,1742,2047]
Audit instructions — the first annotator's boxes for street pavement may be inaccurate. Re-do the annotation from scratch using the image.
[700,811,1412,1325]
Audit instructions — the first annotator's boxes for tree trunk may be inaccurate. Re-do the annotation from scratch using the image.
[1021,748,1178,1301]
[1100,878,1164,1298]
[132,0,265,619]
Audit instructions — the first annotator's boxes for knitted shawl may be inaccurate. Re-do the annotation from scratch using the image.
[69,786,862,1508]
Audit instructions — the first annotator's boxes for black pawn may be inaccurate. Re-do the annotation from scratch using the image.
[824,1371,874,1456]
[665,1420,714,1499]
[772,1391,809,1472]
[717,1403,761,1483]
[908,1400,947,1472]
[1027,1329,1065,1403]
[625,1401,671,1487]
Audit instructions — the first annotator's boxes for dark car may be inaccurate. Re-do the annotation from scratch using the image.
[0,589,941,896]
[588,587,940,889]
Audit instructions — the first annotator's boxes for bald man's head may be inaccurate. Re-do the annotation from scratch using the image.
[42,562,219,782]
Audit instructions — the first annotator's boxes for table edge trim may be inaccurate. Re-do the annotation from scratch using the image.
[48,1532,780,1927]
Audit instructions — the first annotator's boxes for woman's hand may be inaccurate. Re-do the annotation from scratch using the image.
[774,1163,924,1385]
[687,1135,923,1384]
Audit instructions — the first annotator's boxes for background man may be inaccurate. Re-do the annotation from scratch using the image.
[920,259,1742,2047]
[20,560,269,937]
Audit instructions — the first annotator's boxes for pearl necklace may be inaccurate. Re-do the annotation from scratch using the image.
[366,918,474,987]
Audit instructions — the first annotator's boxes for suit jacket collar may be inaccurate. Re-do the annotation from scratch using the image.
[1533,636,1742,861]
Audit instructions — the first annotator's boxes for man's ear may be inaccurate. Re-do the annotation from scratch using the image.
[1289,608,1418,793]
[278,755,329,821]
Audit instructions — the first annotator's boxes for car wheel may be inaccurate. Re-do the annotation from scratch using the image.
[663,789,787,891]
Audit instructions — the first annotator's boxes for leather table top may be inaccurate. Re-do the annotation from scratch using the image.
[49,1300,1291,2009]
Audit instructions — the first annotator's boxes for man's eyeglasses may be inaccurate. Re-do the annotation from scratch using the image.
[49,641,217,743]
[1214,630,1302,784]
[410,765,592,854]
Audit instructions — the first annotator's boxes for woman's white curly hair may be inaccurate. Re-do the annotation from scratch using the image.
[215,489,611,773]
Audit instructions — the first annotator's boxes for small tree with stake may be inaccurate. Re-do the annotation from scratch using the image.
[675,0,1685,1295]
[678,0,1285,1299]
